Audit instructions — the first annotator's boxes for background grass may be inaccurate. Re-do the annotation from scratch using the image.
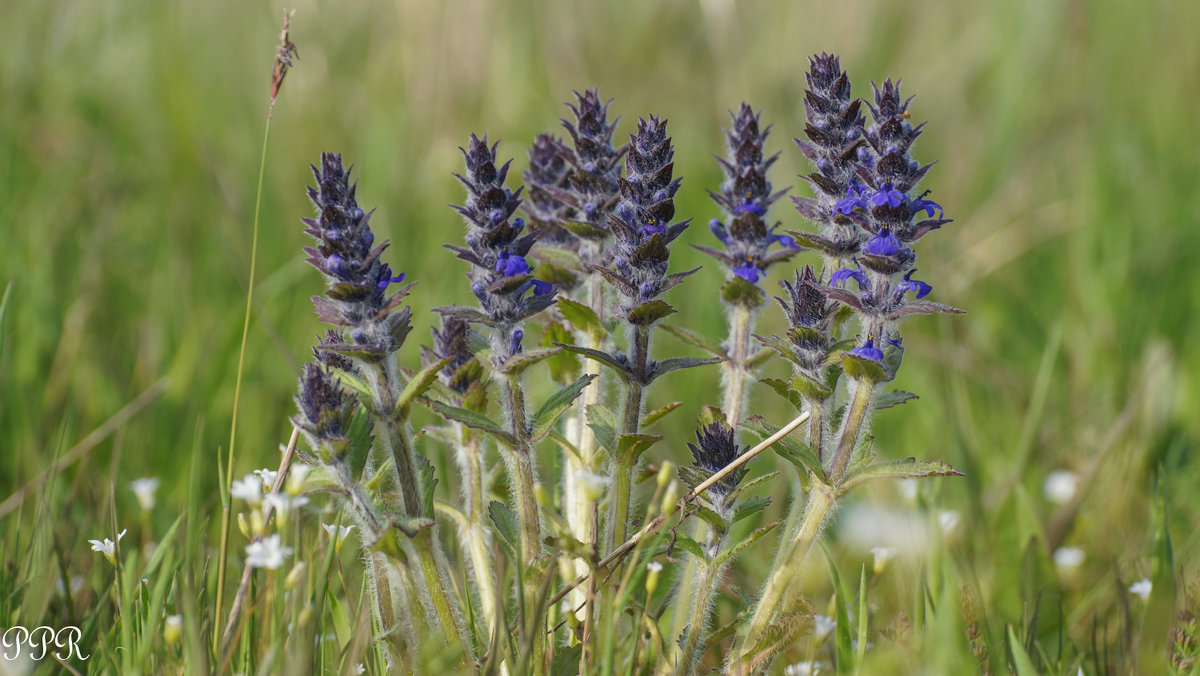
[2,0,1198,673]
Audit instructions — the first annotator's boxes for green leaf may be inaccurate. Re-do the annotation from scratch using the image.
[560,218,609,240]
[1007,626,1039,676]
[328,366,374,402]
[530,374,597,442]
[434,305,496,325]
[626,299,677,326]
[586,405,617,453]
[551,644,583,676]
[693,504,728,532]
[488,501,520,558]
[394,357,450,417]
[670,532,706,561]
[497,347,560,376]
[755,333,805,369]
[429,400,516,447]
[874,389,917,410]
[660,323,727,359]
[712,521,779,569]
[531,245,586,273]
[557,297,607,339]
[728,470,779,502]
[746,347,773,368]
[641,401,682,427]
[838,458,964,494]
[824,545,855,674]
[759,378,806,412]
[792,372,834,400]
[720,275,766,307]
[737,612,813,674]
[732,495,771,524]
[651,356,724,382]
[555,343,632,380]
[415,454,437,517]
[841,352,887,382]
[386,513,435,538]
[856,564,869,666]
[617,433,662,465]
[698,406,726,427]
[547,429,582,464]
[744,415,826,483]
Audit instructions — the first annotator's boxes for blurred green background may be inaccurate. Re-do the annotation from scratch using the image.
[2,0,1197,669]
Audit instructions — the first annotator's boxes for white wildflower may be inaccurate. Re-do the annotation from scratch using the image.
[88,529,127,564]
[1129,578,1152,600]
[286,464,311,495]
[814,614,836,642]
[255,468,279,490]
[1053,547,1086,571]
[322,523,354,550]
[898,479,918,502]
[245,534,293,570]
[785,661,821,676]
[355,664,366,675]
[938,510,960,535]
[231,474,263,505]
[871,546,897,573]
[130,477,160,511]
[1043,470,1079,505]
[165,614,183,645]
[645,560,663,594]
[264,492,309,516]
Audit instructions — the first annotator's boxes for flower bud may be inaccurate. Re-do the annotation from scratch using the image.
[285,561,307,591]
[645,561,663,595]
[164,614,183,646]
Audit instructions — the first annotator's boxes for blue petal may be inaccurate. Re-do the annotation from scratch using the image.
[900,270,932,298]
[709,218,730,245]
[851,338,884,361]
[830,266,867,290]
[530,279,555,296]
[733,262,762,283]
[864,229,902,257]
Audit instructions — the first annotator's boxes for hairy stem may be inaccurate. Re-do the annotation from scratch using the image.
[736,482,834,663]
[454,430,499,639]
[502,376,543,563]
[829,376,876,484]
[722,303,756,426]
[564,263,606,615]
[609,324,649,552]
[678,552,725,675]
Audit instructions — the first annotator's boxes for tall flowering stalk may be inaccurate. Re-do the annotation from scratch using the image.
[293,153,467,664]
[524,91,626,610]
[573,115,720,553]
[732,58,963,673]
[422,316,500,640]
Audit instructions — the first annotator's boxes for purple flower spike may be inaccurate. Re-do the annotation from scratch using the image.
[864,227,902,257]
[897,269,932,298]
[637,219,667,237]
[733,260,763,283]
[495,252,531,277]
[851,336,884,361]
[870,181,905,208]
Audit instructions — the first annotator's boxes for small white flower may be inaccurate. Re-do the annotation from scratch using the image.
[813,614,836,641]
[88,529,128,564]
[898,479,918,501]
[646,561,664,573]
[575,471,611,502]
[870,546,897,572]
[1129,578,1152,600]
[130,477,160,511]
[255,468,279,490]
[1053,547,1086,571]
[938,510,960,535]
[644,560,664,594]
[355,663,366,675]
[286,464,311,495]
[1044,470,1079,505]
[231,474,263,505]
[245,534,293,570]
[785,661,821,676]
[322,523,354,550]
[264,492,310,515]
[165,614,183,645]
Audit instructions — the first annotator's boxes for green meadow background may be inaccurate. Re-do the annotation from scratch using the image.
[1,0,1197,672]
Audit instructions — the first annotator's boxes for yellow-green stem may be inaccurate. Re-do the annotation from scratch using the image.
[829,377,876,484]
[736,483,835,663]
[723,303,755,426]
[678,559,720,675]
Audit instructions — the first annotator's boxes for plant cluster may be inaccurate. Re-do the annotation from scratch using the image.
[285,53,964,674]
